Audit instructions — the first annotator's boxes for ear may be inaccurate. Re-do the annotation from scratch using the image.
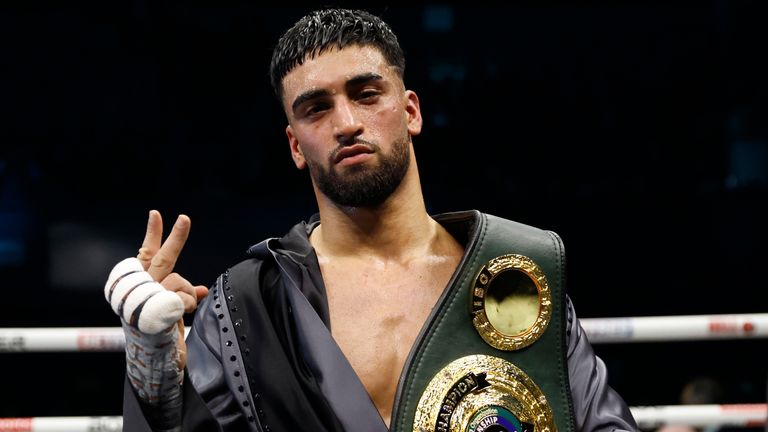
[286,125,307,169]
[404,90,423,136]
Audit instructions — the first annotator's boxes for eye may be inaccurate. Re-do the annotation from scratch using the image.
[357,89,381,102]
[304,102,330,117]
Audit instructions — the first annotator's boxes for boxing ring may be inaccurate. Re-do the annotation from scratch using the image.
[2,313,767,431]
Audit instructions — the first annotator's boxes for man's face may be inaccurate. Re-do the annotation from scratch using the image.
[281,45,422,208]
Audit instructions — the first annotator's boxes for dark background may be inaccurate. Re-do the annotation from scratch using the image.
[1,1,766,424]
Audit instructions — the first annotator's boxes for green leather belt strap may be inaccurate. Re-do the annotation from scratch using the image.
[391,211,575,432]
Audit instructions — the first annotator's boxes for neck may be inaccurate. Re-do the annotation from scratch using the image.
[311,160,436,260]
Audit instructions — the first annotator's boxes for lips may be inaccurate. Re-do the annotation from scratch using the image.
[333,144,375,164]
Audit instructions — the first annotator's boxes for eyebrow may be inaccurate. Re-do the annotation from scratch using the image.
[347,72,383,87]
[290,72,384,113]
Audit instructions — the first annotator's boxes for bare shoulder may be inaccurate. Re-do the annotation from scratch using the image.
[432,218,464,261]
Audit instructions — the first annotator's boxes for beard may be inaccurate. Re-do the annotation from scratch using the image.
[307,134,411,208]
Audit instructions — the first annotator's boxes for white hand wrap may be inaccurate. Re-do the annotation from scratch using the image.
[105,257,184,334]
[106,257,184,430]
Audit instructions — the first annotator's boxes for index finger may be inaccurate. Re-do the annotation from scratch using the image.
[147,214,191,281]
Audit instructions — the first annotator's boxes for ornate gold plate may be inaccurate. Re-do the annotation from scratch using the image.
[470,254,552,351]
[413,354,556,432]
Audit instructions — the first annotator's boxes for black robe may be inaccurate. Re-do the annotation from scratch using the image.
[123,211,637,431]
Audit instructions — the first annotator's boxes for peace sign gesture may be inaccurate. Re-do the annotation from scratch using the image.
[137,210,209,313]
[105,210,209,370]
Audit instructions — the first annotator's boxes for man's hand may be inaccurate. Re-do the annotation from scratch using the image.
[138,210,209,369]
[105,210,208,370]
[138,210,209,314]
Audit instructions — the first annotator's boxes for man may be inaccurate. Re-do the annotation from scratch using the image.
[105,8,638,432]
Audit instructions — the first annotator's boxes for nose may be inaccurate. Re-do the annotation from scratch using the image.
[333,98,364,145]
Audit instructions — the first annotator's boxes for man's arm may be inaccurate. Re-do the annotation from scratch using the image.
[565,297,639,432]
[122,290,227,432]
[105,211,209,431]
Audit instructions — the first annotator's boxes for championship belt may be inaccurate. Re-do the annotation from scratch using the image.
[391,211,575,432]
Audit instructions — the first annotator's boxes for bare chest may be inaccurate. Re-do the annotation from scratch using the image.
[322,260,458,424]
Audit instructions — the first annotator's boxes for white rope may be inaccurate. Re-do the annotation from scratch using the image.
[0,417,121,432]
[580,313,768,343]
[631,403,768,428]
[1,313,766,352]
[0,327,124,352]
[1,404,765,431]
[0,327,189,352]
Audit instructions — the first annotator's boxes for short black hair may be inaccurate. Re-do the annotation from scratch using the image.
[269,8,405,102]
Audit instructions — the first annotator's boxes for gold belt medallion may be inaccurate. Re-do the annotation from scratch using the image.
[471,254,552,351]
[413,355,555,432]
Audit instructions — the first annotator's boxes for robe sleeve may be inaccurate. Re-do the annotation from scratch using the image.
[122,373,223,432]
[566,296,639,431]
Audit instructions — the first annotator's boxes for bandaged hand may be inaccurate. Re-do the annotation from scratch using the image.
[113,211,209,366]
[105,256,185,429]
[105,257,184,334]
[104,212,205,336]
[104,211,208,430]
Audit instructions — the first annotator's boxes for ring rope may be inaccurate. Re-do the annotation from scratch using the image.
[0,417,122,432]
[1,313,766,352]
[630,403,768,428]
[580,313,768,343]
[1,404,765,431]
[0,327,189,352]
